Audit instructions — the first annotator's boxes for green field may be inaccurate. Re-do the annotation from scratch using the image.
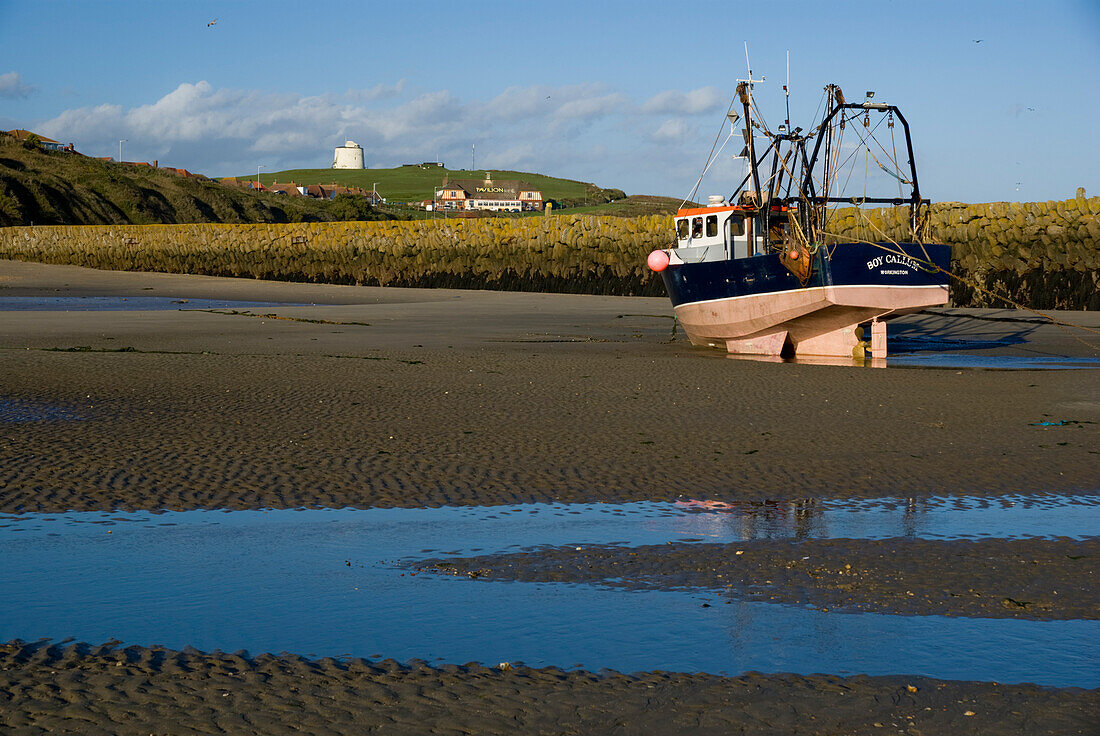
[234,166,623,205]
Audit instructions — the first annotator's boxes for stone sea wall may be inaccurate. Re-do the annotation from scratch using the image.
[0,195,1096,308]
[0,217,674,297]
[824,191,1099,310]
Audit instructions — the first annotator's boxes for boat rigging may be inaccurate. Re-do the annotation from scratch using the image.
[648,74,950,360]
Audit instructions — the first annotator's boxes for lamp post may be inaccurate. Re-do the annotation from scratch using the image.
[118,139,127,163]
[372,182,378,204]
[256,164,264,188]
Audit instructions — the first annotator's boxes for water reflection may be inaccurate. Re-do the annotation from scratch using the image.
[1,507,1096,686]
[2,494,1097,544]
[723,352,1100,370]
[672,494,1098,541]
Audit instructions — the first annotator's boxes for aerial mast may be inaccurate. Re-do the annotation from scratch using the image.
[736,43,764,209]
[784,50,791,132]
[737,81,760,207]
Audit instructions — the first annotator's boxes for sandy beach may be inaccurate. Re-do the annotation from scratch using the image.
[3,641,1096,736]
[416,536,1100,620]
[2,259,1097,733]
[1,260,1097,513]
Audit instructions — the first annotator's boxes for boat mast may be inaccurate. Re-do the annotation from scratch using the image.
[802,90,927,239]
[737,81,761,208]
[820,84,844,231]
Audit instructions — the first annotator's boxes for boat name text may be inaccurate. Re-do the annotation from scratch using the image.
[866,254,918,271]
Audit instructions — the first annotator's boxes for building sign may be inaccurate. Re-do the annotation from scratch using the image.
[435,178,543,211]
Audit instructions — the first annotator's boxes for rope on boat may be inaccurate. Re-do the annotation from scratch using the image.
[890,113,905,199]
[816,216,1100,349]
[681,97,742,210]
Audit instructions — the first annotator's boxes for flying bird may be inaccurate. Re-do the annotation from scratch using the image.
[207,18,217,27]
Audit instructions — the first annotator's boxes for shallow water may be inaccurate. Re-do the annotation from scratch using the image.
[0,398,82,423]
[0,296,308,311]
[2,495,1097,543]
[728,352,1100,370]
[2,497,1097,686]
[721,326,1100,370]
[886,354,1100,370]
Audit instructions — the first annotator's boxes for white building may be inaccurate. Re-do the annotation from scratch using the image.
[332,140,365,169]
[433,172,543,212]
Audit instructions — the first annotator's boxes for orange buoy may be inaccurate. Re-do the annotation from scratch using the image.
[647,250,670,272]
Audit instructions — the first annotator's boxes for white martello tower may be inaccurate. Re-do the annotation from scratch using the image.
[332,140,365,169]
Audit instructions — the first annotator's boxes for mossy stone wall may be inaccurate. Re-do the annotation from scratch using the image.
[1,195,1096,309]
[825,192,1099,309]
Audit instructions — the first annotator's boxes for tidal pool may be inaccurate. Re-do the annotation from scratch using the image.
[1,498,1096,687]
[885,354,1100,370]
[0,398,82,423]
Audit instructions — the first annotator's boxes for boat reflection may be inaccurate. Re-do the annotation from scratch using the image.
[674,497,924,540]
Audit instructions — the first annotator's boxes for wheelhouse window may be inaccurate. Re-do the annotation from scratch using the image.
[728,215,744,236]
[692,217,703,238]
[705,215,718,237]
[677,219,689,240]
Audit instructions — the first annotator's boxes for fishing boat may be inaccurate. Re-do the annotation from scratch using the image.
[648,82,950,358]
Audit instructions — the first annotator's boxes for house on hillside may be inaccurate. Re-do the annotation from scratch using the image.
[218,176,382,204]
[435,183,468,211]
[6,129,76,152]
[306,184,338,199]
[432,172,543,212]
[161,167,198,178]
[269,181,305,196]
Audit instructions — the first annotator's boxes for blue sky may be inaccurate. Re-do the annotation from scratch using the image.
[1,0,1097,202]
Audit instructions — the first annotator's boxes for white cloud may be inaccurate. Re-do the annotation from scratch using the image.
[483,85,557,121]
[482,143,537,170]
[651,118,690,142]
[346,79,406,102]
[39,103,125,138]
[30,80,744,197]
[555,92,630,121]
[0,71,36,99]
[642,86,724,115]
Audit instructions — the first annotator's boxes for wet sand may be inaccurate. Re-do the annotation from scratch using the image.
[415,537,1100,620]
[2,641,1096,736]
[1,260,1097,732]
[1,260,1097,513]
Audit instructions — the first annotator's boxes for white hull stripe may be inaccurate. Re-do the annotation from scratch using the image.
[673,284,946,310]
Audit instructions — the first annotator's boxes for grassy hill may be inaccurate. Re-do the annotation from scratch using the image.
[0,133,390,227]
[238,165,626,207]
[0,131,686,227]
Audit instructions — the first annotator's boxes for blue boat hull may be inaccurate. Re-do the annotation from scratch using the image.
[660,242,951,355]
[662,242,950,307]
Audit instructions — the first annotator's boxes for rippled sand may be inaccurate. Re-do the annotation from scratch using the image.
[1,260,1097,513]
[2,259,1097,734]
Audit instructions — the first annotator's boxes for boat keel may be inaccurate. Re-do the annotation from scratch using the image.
[791,324,865,358]
[724,330,789,355]
[871,319,887,358]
